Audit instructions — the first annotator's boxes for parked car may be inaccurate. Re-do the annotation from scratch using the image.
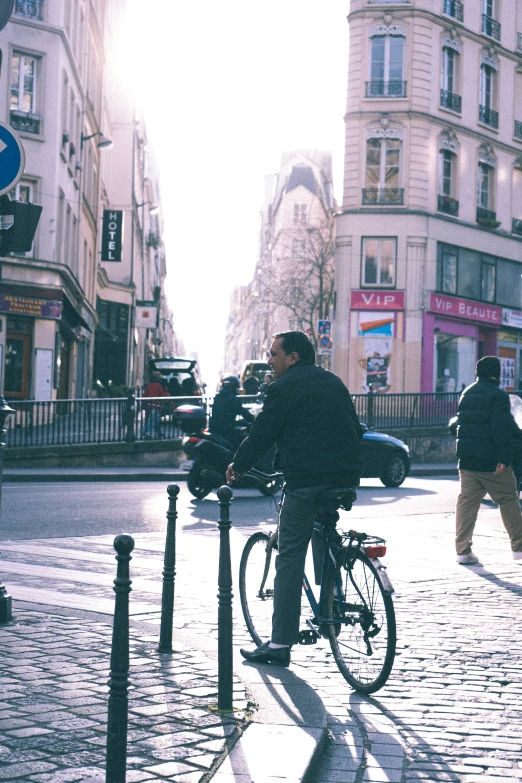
[240,360,271,389]
[360,424,410,487]
[148,357,205,398]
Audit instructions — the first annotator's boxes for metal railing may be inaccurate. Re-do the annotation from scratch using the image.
[3,391,467,448]
[482,14,501,41]
[443,0,463,22]
[365,80,407,98]
[512,218,522,236]
[479,105,499,129]
[352,392,460,430]
[440,89,461,113]
[515,120,522,141]
[438,195,459,216]
[362,188,404,206]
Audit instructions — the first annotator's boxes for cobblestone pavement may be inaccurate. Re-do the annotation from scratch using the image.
[2,493,522,782]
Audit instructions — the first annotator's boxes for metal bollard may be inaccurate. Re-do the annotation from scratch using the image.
[217,485,233,711]
[106,534,134,783]
[158,484,180,653]
[124,392,136,443]
[0,395,15,623]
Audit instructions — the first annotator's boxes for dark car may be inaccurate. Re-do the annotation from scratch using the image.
[361,424,410,487]
[148,357,205,398]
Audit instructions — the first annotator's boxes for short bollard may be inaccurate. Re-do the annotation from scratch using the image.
[106,534,134,783]
[217,485,233,711]
[158,484,180,653]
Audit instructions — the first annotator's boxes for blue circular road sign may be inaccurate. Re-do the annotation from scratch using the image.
[0,120,25,196]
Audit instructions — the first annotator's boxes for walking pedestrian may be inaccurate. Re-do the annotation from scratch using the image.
[226,331,362,666]
[455,355,522,564]
[142,371,170,439]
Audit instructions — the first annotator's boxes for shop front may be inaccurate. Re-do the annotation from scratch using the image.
[499,309,522,391]
[349,290,405,393]
[422,293,501,393]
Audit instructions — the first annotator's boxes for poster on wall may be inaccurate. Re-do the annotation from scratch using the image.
[34,348,53,401]
[357,311,395,338]
[500,356,515,392]
[359,338,392,393]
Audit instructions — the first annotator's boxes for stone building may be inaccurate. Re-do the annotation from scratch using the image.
[0,0,173,402]
[334,0,522,395]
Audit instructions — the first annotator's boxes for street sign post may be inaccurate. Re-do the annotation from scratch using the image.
[0,121,25,196]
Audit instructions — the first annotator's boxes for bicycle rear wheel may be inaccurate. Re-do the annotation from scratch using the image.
[239,531,276,646]
[322,548,396,693]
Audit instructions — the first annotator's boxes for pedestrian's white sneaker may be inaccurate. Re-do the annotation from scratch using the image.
[456,552,480,565]
[513,551,522,561]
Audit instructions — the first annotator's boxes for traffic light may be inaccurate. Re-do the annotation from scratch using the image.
[0,195,42,254]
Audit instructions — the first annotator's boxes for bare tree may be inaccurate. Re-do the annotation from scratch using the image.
[263,214,335,358]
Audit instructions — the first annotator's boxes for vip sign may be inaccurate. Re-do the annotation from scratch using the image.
[101,210,124,262]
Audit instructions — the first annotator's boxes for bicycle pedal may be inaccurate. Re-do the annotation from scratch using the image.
[298,629,318,645]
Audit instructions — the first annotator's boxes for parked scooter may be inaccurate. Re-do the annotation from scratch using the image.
[174,404,282,499]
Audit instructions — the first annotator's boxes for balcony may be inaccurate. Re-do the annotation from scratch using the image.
[438,195,459,216]
[443,0,463,22]
[440,89,462,113]
[365,80,407,98]
[9,109,41,134]
[479,105,499,129]
[515,121,522,141]
[512,219,522,236]
[518,32,522,52]
[482,14,501,41]
[477,207,500,228]
[14,0,43,18]
[362,188,404,206]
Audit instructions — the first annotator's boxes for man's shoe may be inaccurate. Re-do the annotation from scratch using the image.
[513,551,522,561]
[240,641,290,667]
[456,552,480,565]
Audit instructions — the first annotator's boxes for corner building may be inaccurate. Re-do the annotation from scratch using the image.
[334,0,522,394]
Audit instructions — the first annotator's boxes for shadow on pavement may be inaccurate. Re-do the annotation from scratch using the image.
[469,567,522,597]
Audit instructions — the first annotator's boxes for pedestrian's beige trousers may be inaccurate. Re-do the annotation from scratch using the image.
[456,468,522,555]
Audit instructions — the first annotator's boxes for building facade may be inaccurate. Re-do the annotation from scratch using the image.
[0,0,174,402]
[334,0,522,395]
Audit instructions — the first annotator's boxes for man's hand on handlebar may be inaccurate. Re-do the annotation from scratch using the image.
[226,463,243,485]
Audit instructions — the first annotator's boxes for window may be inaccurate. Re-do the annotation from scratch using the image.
[10,53,40,133]
[367,33,406,97]
[435,334,476,393]
[477,161,496,222]
[292,238,306,257]
[15,0,43,20]
[293,204,307,225]
[8,180,36,256]
[362,238,396,287]
[437,243,520,307]
[479,63,498,127]
[440,46,461,112]
[439,244,457,294]
[482,0,501,40]
[438,150,459,215]
[443,0,464,22]
[363,137,403,204]
[481,256,496,302]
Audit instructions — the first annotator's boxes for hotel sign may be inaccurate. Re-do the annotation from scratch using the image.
[429,293,502,325]
[350,290,405,310]
[101,210,123,262]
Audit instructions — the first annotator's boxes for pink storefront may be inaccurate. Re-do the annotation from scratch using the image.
[421,293,501,393]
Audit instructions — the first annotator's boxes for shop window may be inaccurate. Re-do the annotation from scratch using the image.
[362,237,396,287]
[481,256,496,302]
[496,259,522,308]
[435,333,476,393]
[457,249,481,300]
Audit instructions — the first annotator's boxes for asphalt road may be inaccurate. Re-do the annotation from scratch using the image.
[0,475,461,540]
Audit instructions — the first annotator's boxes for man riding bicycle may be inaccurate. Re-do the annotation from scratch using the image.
[226,331,362,666]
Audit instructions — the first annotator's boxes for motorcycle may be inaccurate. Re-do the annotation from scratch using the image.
[174,404,282,499]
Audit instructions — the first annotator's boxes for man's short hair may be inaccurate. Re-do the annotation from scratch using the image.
[273,331,315,365]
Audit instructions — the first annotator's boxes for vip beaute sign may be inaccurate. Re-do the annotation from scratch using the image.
[101,210,123,262]
[351,290,405,310]
[429,293,502,325]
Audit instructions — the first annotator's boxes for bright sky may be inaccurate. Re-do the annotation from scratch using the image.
[120,1,350,387]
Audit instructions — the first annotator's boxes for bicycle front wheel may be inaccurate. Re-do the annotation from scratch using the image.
[322,549,396,694]
[239,531,276,646]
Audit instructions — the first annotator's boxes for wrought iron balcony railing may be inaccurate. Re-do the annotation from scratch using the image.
[477,207,500,227]
[438,195,459,216]
[482,14,501,41]
[512,218,522,236]
[362,188,404,206]
[9,110,41,134]
[440,90,462,113]
[443,0,463,22]
[14,0,43,18]
[365,80,407,98]
[479,105,499,129]
[515,121,522,141]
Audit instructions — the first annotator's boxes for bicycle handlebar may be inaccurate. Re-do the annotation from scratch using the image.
[246,467,284,482]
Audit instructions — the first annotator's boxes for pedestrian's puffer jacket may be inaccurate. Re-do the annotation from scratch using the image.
[209,386,254,437]
[232,363,362,489]
[456,379,522,471]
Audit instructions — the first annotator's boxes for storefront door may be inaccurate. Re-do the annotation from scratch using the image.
[4,332,31,400]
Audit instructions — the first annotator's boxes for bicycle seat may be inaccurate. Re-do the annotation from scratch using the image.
[316,487,357,512]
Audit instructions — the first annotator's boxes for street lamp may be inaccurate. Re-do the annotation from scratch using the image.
[0,395,15,622]
[81,131,113,149]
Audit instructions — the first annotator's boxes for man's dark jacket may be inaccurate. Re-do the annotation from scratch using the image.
[232,363,362,489]
[209,386,254,437]
[456,379,522,471]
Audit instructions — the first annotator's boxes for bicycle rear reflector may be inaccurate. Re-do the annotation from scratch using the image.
[365,545,387,558]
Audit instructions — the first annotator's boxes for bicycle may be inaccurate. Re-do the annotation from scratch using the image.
[238,479,396,694]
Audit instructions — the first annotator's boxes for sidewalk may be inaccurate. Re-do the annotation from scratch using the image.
[2,462,458,482]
